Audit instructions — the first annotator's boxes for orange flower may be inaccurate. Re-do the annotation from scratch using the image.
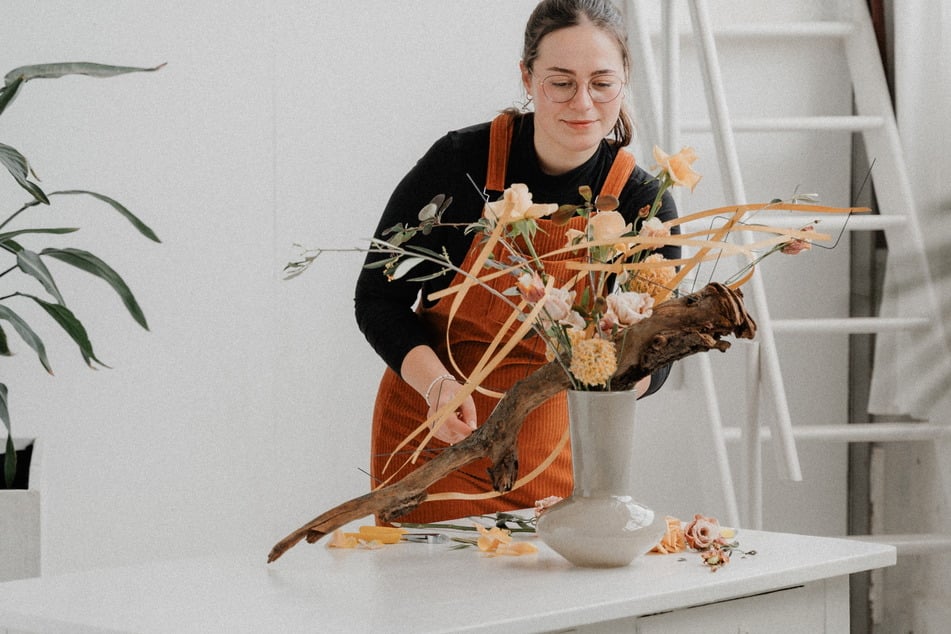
[475,524,513,552]
[650,516,687,554]
[474,524,537,556]
[327,529,358,549]
[653,145,702,192]
[493,541,538,556]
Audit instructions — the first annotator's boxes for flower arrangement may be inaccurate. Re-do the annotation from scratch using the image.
[289,145,851,397]
[268,144,873,566]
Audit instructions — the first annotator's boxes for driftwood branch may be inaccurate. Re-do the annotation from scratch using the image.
[267,282,756,563]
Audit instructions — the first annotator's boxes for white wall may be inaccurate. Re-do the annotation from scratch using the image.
[2,1,855,576]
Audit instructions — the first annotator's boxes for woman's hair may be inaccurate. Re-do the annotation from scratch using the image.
[521,0,634,147]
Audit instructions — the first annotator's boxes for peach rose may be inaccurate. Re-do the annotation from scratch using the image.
[589,210,632,244]
[653,145,702,192]
[485,183,558,223]
[639,216,670,240]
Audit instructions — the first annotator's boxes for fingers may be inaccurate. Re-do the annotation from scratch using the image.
[459,397,478,432]
[424,377,479,445]
[431,417,471,445]
[429,394,478,445]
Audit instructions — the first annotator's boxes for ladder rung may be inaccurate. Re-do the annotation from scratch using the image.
[712,22,855,40]
[680,214,904,236]
[723,423,951,443]
[772,317,931,334]
[734,213,905,231]
[682,115,884,133]
[659,21,856,41]
[847,534,951,556]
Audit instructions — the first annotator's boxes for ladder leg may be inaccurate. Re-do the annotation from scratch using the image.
[697,354,741,528]
[687,0,802,480]
[744,342,763,530]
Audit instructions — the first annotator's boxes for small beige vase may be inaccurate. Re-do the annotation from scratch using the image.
[536,389,665,567]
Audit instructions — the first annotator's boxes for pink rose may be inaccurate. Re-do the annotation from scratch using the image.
[516,271,546,303]
[781,225,814,255]
[542,286,575,323]
[684,514,721,550]
[534,496,563,518]
[700,545,731,571]
[606,292,653,326]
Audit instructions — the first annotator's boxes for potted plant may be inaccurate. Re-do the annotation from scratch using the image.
[0,62,162,580]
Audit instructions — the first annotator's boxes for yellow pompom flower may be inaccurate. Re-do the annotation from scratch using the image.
[569,336,617,388]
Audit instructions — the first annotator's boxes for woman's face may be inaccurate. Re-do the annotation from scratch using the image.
[521,21,626,175]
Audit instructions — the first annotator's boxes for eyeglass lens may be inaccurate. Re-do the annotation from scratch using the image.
[541,75,623,103]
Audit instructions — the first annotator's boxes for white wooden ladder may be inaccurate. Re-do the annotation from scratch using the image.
[623,0,951,566]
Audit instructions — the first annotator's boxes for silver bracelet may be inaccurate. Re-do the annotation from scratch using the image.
[424,374,456,407]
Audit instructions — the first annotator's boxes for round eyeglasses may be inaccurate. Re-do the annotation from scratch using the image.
[536,74,625,104]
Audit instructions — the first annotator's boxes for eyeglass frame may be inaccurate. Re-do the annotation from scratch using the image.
[531,71,626,104]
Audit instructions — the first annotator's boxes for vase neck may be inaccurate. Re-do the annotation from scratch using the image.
[566,390,637,496]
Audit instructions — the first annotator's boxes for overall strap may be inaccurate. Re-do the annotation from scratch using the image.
[485,111,637,199]
[485,112,515,193]
[599,148,636,200]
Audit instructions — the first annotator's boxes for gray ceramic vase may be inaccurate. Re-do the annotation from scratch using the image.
[536,389,665,567]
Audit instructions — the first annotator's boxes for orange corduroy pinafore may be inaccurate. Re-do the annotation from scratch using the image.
[370,114,636,523]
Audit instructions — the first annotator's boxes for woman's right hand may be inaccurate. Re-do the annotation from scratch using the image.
[425,377,478,445]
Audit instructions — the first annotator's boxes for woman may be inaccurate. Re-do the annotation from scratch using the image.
[354,0,679,523]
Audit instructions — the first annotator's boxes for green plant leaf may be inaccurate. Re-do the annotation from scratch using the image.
[16,248,66,305]
[3,62,165,87]
[0,143,48,204]
[1,383,13,488]
[49,191,160,243]
[0,74,23,118]
[41,247,149,330]
[389,257,425,280]
[0,323,10,356]
[0,228,79,245]
[22,294,106,368]
[0,383,9,430]
[0,304,52,373]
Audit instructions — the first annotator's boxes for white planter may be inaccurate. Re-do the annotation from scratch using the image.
[0,437,41,581]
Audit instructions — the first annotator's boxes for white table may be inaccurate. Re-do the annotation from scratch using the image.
[0,526,894,633]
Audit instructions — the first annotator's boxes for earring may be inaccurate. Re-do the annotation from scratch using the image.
[518,94,534,112]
